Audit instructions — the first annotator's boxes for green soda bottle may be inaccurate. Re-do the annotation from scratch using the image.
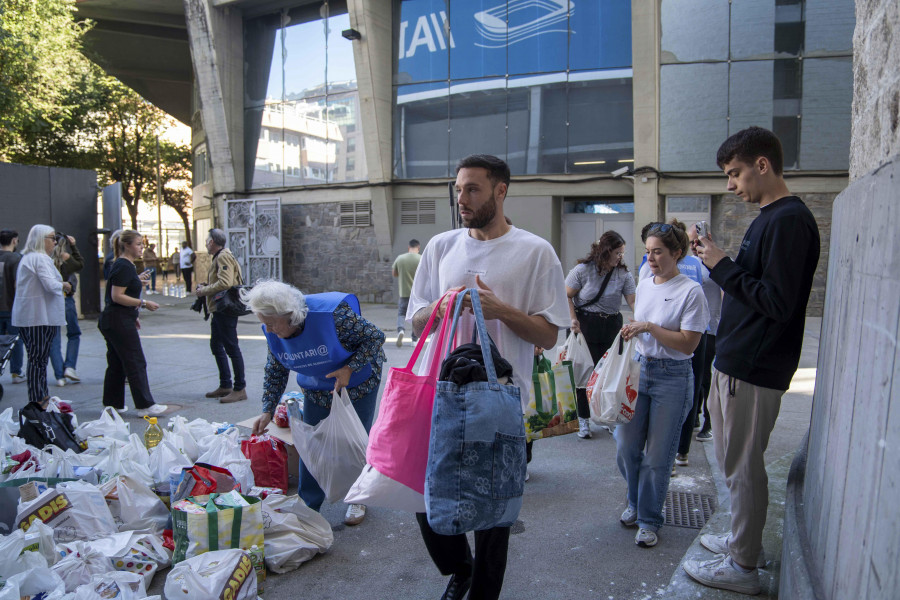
[143,415,163,449]
[248,544,265,592]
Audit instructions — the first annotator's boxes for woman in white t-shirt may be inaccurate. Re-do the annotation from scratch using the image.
[615,223,709,549]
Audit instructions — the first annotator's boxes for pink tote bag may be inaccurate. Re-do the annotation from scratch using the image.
[344,291,457,511]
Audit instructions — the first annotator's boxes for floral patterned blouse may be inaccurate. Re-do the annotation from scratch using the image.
[261,302,386,414]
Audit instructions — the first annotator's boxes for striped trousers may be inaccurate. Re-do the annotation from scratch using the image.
[18,325,56,405]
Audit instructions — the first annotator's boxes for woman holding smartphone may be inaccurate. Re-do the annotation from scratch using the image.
[99,229,169,416]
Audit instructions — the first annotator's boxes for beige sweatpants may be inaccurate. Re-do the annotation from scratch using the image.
[708,368,784,568]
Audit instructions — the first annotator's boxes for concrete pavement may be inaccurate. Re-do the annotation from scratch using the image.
[0,283,819,599]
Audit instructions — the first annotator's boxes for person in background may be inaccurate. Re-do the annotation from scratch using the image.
[99,229,170,416]
[565,230,636,439]
[0,229,26,384]
[142,243,159,293]
[179,240,194,293]
[195,229,246,404]
[616,223,708,549]
[171,247,181,281]
[11,225,71,406]
[246,280,385,526]
[392,238,421,347]
[48,234,84,385]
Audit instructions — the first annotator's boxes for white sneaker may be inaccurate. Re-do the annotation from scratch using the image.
[635,527,658,548]
[700,532,767,568]
[620,506,637,527]
[64,367,80,382]
[344,503,366,526]
[11,373,26,384]
[55,378,66,387]
[577,418,592,439]
[683,554,761,595]
[396,331,404,348]
[136,404,168,417]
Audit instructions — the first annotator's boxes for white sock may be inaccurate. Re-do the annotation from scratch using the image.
[730,558,754,573]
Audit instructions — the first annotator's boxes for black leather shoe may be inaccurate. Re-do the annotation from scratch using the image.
[440,573,472,600]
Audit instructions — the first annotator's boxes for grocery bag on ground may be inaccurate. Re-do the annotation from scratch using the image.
[345,292,457,513]
[16,480,118,543]
[17,400,82,453]
[524,355,579,441]
[74,407,130,442]
[0,407,18,436]
[98,475,169,535]
[289,388,368,504]
[96,442,154,488]
[171,463,239,504]
[148,440,192,486]
[172,492,264,565]
[0,566,65,600]
[167,417,201,463]
[72,571,147,600]
[0,522,54,579]
[260,494,332,574]
[553,332,594,387]
[196,434,255,493]
[51,541,115,592]
[589,332,641,424]
[240,435,288,494]
[0,477,74,535]
[164,548,256,600]
[61,531,172,587]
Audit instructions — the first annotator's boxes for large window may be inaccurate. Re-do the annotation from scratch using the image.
[659,0,854,172]
[244,1,367,189]
[393,0,633,178]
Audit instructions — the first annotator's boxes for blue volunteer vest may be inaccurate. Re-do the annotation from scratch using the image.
[262,292,373,391]
[639,254,704,285]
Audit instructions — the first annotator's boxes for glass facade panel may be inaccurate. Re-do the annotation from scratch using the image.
[396,0,449,84]
[567,76,633,173]
[660,0,729,62]
[536,80,567,174]
[394,82,449,179]
[805,0,855,54]
[569,0,632,72]
[730,0,775,59]
[449,0,506,80]
[800,57,851,170]
[729,61,774,135]
[244,1,365,189]
[449,80,508,168]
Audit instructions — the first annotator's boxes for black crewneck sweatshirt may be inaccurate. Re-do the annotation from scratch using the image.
[709,196,820,391]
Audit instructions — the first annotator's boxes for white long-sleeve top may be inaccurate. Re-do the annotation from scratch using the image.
[12,252,65,327]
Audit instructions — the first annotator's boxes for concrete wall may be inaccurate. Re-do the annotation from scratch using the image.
[849,0,900,179]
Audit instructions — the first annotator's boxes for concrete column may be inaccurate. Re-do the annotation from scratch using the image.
[348,0,394,260]
[184,0,244,196]
[630,0,662,263]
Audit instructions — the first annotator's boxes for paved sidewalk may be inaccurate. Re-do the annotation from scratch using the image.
[0,285,819,599]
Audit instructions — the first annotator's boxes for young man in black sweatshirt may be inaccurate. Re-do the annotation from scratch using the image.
[683,127,820,595]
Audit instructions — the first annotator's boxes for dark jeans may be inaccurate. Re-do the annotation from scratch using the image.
[210,312,245,390]
[575,311,623,419]
[416,513,511,600]
[19,325,55,404]
[148,267,156,291]
[0,311,24,375]
[298,385,378,510]
[182,267,193,293]
[99,308,155,410]
[698,335,716,432]
[678,333,715,455]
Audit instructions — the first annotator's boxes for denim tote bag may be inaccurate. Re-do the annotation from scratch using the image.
[425,289,527,535]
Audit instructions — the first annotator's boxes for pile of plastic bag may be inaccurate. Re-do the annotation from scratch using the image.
[0,401,332,599]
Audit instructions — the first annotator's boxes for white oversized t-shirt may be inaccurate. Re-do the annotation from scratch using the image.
[633,274,709,360]
[407,227,571,407]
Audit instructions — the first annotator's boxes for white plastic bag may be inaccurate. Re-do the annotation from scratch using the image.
[0,528,49,579]
[63,531,171,588]
[196,434,255,493]
[167,417,201,463]
[16,480,118,543]
[589,332,641,424]
[0,566,65,600]
[289,389,368,503]
[164,549,257,600]
[97,442,154,488]
[260,494,333,573]
[556,332,595,387]
[98,475,169,535]
[0,407,19,436]
[74,407,130,442]
[148,439,192,484]
[72,571,148,600]
[51,541,115,592]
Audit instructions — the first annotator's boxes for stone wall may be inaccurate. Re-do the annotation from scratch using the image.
[281,203,394,303]
[849,0,900,179]
[710,192,834,316]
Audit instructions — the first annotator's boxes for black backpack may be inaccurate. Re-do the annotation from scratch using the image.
[17,402,82,453]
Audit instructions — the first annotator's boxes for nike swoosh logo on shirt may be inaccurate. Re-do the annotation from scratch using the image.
[664,298,674,301]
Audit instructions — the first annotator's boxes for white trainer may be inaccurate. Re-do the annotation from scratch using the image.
[55,378,66,387]
[136,404,168,417]
[577,418,592,439]
[620,506,637,527]
[683,554,761,595]
[64,367,80,382]
[396,331,404,348]
[635,527,658,548]
[11,373,26,384]
[344,503,366,526]
[700,532,766,568]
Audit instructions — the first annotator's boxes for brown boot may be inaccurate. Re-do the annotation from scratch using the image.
[220,389,248,404]
[205,387,232,398]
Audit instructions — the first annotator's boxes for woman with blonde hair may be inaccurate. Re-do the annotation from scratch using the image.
[11,225,71,405]
[99,229,169,416]
[48,234,84,386]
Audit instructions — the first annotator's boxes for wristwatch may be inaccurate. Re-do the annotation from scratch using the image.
[140,299,147,309]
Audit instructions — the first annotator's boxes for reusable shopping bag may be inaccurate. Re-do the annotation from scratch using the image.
[288,388,368,504]
[171,492,264,564]
[426,289,527,536]
[165,548,257,600]
[171,463,240,504]
[241,434,289,494]
[553,332,594,387]
[524,355,578,441]
[344,291,458,512]
[589,332,641,424]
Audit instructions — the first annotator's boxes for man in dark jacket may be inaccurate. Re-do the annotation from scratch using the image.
[683,127,820,595]
[0,229,25,383]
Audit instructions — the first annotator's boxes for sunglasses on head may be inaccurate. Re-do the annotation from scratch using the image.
[649,223,673,235]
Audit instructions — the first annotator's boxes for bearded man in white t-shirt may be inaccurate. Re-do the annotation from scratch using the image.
[408,154,570,600]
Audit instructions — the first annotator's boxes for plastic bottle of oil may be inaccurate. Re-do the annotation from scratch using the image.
[143,416,163,449]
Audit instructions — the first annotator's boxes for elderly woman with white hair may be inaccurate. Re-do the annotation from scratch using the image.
[11,224,72,405]
[245,280,385,526]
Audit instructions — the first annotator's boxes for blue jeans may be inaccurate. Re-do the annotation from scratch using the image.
[397,297,409,332]
[299,385,378,511]
[614,356,693,532]
[0,311,24,375]
[49,296,81,376]
[148,267,156,291]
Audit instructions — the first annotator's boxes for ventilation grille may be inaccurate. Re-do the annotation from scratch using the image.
[400,199,436,225]
[340,201,372,227]
[664,491,716,529]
